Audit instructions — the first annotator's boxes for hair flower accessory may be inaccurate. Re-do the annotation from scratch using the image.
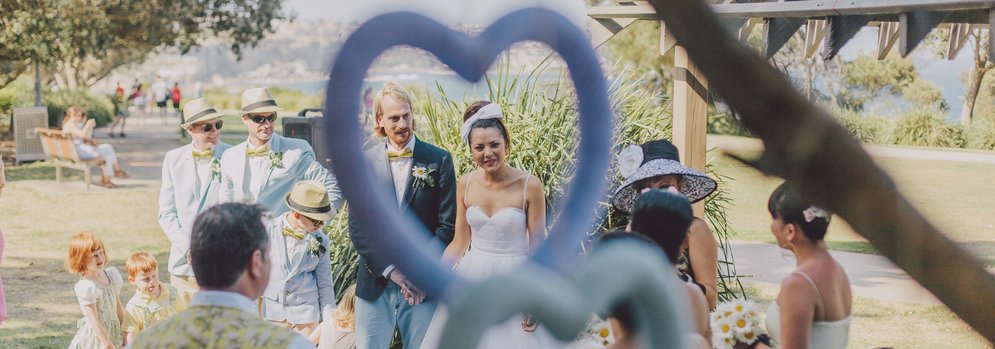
[617,145,644,179]
[803,205,830,223]
[459,103,504,143]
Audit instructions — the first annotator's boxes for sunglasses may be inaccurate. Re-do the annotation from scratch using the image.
[303,215,325,227]
[196,121,224,132]
[248,113,278,124]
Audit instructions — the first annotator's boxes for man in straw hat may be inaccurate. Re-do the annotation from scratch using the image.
[261,180,337,343]
[158,97,232,303]
[219,87,343,217]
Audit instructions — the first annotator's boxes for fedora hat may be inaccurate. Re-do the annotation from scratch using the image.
[611,139,717,213]
[240,87,284,114]
[285,180,333,221]
[181,98,225,127]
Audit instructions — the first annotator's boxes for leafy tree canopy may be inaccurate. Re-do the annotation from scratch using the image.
[0,0,286,89]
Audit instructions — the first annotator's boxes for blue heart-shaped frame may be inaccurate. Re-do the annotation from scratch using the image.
[323,7,613,298]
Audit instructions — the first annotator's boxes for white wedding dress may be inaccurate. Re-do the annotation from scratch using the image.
[420,174,564,349]
[765,271,850,349]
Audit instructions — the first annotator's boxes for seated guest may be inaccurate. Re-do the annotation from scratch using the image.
[123,252,187,344]
[603,188,711,349]
[61,106,129,188]
[750,183,851,349]
[129,203,313,349]
[262,180,336,340]
[612,139,719,309]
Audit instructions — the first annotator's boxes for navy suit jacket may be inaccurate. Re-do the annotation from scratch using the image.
[348,137,457,302]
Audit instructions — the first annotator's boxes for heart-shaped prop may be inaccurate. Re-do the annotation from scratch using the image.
[439,242,690,348]
[323,8,614,298]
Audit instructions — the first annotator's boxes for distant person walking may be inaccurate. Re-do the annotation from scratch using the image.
[109,82,129,138]
[152,76,169,123]
[171,83,182,117]
[132,84,146,119]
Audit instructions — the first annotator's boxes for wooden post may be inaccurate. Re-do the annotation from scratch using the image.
[672,45,709,216]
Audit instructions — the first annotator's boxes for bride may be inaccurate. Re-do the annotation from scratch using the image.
[420,101,560,349]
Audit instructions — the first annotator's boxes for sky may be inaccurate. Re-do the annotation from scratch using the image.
[284,0,588,25]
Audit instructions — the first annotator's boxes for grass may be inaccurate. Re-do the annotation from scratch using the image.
[713,150,995,267]
[0,181,165,348]
[742,283,993,349]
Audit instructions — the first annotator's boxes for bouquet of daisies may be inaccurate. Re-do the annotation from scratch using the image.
[710,299,765,349]
[566,316,614,349]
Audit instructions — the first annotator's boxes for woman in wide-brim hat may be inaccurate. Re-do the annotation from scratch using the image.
[612,139,719,310]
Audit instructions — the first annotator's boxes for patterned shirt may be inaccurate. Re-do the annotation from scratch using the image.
[128,290,312,349]
[124,283,187,334]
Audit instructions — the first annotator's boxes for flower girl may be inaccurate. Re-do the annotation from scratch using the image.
[66,232,126,349]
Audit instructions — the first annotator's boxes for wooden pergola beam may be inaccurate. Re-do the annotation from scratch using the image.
[763,17,806,59]
[824,15,873,60]
[877,22,901,60]
[804,19,827,59]
[588,0,995,20]
[899,11,950,57]
[947,23,974,60]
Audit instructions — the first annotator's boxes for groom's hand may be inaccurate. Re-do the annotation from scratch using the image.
[388,270,426,305]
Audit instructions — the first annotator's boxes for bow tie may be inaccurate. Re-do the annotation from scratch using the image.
[387,148,413,160]
[283,226,307,240]
[246,145,270,158]
[192,148,214,159]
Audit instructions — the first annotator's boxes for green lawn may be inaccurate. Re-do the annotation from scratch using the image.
[714,151,995,267]
[743,283,992,349]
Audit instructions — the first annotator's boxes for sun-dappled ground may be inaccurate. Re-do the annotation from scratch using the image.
[1,140,993,347]
[714,151,995,267]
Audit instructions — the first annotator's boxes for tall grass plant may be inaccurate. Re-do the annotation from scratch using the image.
[323,61,744,302]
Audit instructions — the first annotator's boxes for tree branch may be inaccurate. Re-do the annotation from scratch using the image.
[646,0,995,343]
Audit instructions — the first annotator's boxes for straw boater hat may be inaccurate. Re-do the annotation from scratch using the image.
[611,140,717,213]
[285,181,333,221]
[181,98,225,127]
[241,87,284,114]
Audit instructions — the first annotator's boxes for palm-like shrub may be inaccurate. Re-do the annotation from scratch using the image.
[325,62,744,302]
[891,108,966,148]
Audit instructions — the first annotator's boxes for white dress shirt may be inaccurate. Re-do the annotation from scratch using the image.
[387,137,415,206]
[246,139,271,202]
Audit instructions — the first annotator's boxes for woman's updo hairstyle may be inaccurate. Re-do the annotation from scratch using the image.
[462,100,510,147]
[767,182,831,241]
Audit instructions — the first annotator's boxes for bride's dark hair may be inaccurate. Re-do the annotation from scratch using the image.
[629,189,694,263]
[463,100,511,147]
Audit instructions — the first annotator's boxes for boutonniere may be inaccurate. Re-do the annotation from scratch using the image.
[306,233,327,257]
[411,163,437,188]
[210,158,221,181]
[269,151,285,169]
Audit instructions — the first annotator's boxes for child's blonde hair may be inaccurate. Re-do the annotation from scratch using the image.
[125,252,158,279]
[334,284,357,330]
[66,232,106,274]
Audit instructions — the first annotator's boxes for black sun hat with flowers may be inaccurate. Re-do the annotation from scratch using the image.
[611,139,717,213]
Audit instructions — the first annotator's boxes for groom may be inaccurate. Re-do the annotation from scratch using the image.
[348,82,457,349]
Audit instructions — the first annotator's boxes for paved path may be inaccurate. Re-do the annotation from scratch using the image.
[730,241,947,305]
[708,134,995,164]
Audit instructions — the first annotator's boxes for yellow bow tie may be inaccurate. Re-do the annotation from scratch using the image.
[246,145,270,158]
[387,148,413,160]
[192,149,214,159]
[283,226,306,240]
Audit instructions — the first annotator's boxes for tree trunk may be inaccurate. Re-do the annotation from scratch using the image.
[960,67,986,125]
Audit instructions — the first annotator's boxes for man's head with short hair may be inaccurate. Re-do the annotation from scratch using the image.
[190,203,271,296]
[373,82,415,146]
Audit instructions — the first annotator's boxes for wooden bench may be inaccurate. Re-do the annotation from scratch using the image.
[34,128,105,190]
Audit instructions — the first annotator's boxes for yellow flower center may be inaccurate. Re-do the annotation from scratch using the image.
[737,319,747,328]
[722,324,731,333]
[745,332,755,340]
[736,305,744,312]
[599,328,610,338]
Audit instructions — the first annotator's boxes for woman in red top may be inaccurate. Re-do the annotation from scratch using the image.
[170,83,182,114]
